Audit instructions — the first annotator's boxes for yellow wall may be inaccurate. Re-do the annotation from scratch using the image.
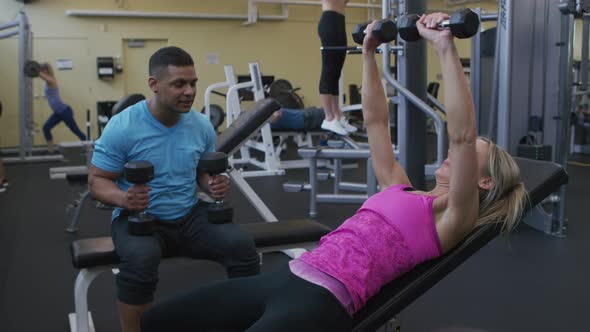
[0,0,575,148]
[0,0,374,147]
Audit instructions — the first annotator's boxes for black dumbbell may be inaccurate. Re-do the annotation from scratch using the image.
[352,19,397,45]
[124,160,156,236]
[23,60,49,78]
[198,152,233,224]
[398,9,480,42]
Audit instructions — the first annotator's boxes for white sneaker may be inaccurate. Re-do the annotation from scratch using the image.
[321,119,348,135]
[340,117,357,133]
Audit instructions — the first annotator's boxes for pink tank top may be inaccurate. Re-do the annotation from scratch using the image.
[298,184,442,314]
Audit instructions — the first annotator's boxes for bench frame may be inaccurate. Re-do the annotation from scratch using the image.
[69,156,327,332]
[69,242,320,332]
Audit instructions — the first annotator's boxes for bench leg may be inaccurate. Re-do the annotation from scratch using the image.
[69,268,104,332]
[67,190,91,233]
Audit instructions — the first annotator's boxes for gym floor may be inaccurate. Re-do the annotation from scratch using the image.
[0,146,588,332]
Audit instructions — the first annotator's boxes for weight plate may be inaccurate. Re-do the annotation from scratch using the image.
[23,60,41,78]
[268,79,294,98]
[201,104,225,130]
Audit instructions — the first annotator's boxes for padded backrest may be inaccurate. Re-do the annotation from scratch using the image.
[216,98,281,155]
[111,94,146,117]
[352,157,568,331]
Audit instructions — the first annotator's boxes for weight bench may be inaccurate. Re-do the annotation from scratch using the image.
[68,98,332,332]
[351,157,568,331]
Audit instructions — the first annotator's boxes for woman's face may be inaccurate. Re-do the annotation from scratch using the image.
[434,138,491,185]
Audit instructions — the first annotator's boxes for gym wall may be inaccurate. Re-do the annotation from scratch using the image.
[0,0,561,148]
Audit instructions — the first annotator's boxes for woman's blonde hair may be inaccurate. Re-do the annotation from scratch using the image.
[476,137,529,234]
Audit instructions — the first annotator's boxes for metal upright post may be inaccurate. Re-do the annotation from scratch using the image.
[471,8,482,129]
[553,11,575,237]
[580,14,590,90]
[487,15,502,141]
[309,156,318,218]
[391,0,427,188]
[18,11,33,159]
[496,0,514,151]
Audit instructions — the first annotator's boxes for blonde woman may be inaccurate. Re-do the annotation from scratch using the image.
[38,63,86,152]
[141,13,528,332]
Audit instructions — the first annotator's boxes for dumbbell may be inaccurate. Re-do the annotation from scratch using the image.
[23,60,49,78]
[319,19,396,53]
[397,9,480,42]
[198,152,233,224]
[351,19,397,45]
[124,160,156,236]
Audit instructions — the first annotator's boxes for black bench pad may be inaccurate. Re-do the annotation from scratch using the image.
[217,98,281,156]
[71,219,330,270]
[351,157,569,331]
[71,237,120,269]
[240,219,331,248]
[66,172,89,184]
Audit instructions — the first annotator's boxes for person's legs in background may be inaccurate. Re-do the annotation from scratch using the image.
[61,106,87,141]
[43,113,62,153]
[331,94,356,133]
[318,10,348,135]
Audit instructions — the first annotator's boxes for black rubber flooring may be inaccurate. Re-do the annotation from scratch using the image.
[0,147,588,332]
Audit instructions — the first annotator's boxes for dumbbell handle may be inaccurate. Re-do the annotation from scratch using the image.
[407,15,453,29]
[436,19,453,29]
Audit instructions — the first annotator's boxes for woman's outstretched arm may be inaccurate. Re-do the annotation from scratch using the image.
[418,13,480,242]
[361,21,411,189]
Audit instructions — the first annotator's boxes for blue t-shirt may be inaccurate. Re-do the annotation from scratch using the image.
[92,100,216,221]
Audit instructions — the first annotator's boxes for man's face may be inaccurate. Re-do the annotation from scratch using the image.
[149,65,198,113]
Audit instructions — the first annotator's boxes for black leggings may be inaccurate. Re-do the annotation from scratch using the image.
[141,265,353,332]
[318,10,347,95]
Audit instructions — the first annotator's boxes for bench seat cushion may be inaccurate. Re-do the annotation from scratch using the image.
[71,218,330,269]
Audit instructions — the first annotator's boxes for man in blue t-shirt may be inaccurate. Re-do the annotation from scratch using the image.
[89,46,260,332]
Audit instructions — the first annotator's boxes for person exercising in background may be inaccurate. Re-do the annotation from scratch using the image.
[38,63,87,153]
[318,0,357,135]
[269,107,326,132]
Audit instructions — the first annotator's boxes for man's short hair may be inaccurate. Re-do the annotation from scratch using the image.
[148,46,194,77]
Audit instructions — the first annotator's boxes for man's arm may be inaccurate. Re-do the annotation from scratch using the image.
[88,165,150,211]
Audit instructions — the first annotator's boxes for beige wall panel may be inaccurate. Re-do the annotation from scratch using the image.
[0,38,19,147]
[123,39,168,97]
